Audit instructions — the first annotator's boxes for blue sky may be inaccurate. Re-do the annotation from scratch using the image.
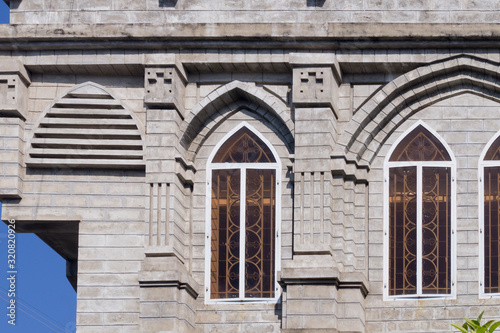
[0,1,7,23]
[0,3,77,333]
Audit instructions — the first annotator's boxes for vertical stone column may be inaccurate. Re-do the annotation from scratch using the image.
[0,60,30,199]
[279,54,342,332]
[140,55,198,332]
[290,53,341,255]
[0,118,25,199]
[329,154,371,333]
[143,54,189,257]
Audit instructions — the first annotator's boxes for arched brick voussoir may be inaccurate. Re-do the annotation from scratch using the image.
[362,84,500,165]
[180,80,294,157]
[338,54,500,166]
[342,55,500,153]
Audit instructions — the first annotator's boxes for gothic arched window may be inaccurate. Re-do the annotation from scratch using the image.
[206,124,280,302]
[480,134,500,296]
[385,123,455,298]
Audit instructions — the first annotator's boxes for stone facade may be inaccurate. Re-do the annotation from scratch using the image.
[9,0,500,24]
[2,0,500,332]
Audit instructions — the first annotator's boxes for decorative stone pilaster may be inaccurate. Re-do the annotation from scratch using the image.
[291,53,341,173]
[0,60,29,199]
[0,118,24,199]
[280,54,370,333]
[139,256,199,333]
[144,54,189,184]
[293,171,333,255]
[142,55,197,329]
[279,264,368,333]
[144,54,187,117]
[145,161,195,263]
[0,60,30,119]
[290,53,341,254]
[291,53,340,113]
[293,68,336,111]
[143,53,192,250]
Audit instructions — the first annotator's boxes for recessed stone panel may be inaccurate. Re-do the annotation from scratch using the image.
[144,66,186,115]
[0,60,30,119]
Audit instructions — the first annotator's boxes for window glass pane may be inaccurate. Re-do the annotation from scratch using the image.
[484,166,500,293]
[484,137,500,160]
[390,126,451,162]
[422,167,451,294]
[389,167,417,296]
[211,169,240,299]
[213,127,276,163]
[245,169,275,298]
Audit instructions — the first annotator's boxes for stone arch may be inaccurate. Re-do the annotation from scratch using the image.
[180,81,294,158]
[337,55,500,167]
[26,81,145,169]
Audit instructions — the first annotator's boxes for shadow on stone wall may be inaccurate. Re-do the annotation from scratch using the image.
[307,0,326,7]
[159,0,177,8]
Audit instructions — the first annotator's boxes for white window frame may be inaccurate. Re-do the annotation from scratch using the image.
[383,120,457,300]
[478,131,500,298]
[204,122,281,304]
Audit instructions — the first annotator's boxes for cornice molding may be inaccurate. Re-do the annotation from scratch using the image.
[1,23,500,50]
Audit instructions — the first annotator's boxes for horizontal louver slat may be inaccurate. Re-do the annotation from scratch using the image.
[34,128,141,138]
[26,158,145,169]
[27,84,144,169]
[31,138,143,149]
[39,118,137,128]
[30,148,143,159]
[55,98,123,108]
[48,108,132,118]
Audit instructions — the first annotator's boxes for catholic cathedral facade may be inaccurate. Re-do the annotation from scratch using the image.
[3,0,500,332]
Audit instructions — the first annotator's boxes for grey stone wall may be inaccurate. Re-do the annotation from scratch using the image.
[9,0,500,24]
[2,3,500,329]
[366,93,500,332]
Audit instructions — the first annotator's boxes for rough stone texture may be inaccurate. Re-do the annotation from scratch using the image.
[144,63,186,114]
[2,1,500,332]
[0,60,30,119]
[0,117,24,198]
[139,256,198,332]
[366,93,500,332]
[9,0,500,24]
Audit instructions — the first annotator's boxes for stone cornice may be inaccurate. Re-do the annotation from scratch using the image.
[2,23,500,50]
[278,268,370,298]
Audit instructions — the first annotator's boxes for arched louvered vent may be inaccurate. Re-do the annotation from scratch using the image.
[27,83,144,169]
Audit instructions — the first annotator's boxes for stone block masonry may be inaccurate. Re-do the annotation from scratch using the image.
[0,1,500,332]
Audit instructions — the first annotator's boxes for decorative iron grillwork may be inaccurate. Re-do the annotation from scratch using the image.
[482,136,500,293]
[210,127,277,300]
[421,167,450,295]
[211,169,240,299]
[213,127,276,163]
[389,167,417,295]
[388,125,452,296]
[390,126,450,162]
[245,169,275,298]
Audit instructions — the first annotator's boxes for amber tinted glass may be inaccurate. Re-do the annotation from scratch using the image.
[213,127,276,163]
[484,137,500,160]
[211,127,277,299]
[211,169,241,299]
[484,166,500,293]
[390,126,451,162]
[389,167,417,296]
[422,167,451,294]
[245,169,275,298]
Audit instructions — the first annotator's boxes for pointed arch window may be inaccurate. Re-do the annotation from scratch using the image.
[385,124,455,298]
[480,135,500,296]
[206,126,280,302]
